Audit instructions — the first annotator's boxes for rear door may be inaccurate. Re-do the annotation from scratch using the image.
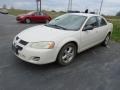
[96,16,108,41]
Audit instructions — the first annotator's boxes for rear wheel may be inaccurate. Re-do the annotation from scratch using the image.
[102,33,111,46]
[25,18,31,24]
[57,43,77,66]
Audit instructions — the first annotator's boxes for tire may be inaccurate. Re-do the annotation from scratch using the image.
[25,18,31,24]
[102,33,111,47]
[57,43,77,66]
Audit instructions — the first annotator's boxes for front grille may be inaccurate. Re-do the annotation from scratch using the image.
[12,44,23,55]
[19,40,28,45]
[17,45,23,51]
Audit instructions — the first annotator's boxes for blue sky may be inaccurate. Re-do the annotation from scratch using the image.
[0,0,120,15]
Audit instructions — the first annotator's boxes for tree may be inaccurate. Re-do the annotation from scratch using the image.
[116,11,120,16]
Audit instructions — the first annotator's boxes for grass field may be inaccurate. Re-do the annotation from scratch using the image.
[8,9,30,16]
[8,9,120,42]
[111,20,120,42]
[105,16,120,20]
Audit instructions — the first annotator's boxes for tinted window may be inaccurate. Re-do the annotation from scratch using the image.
[98,17,107,26]
[85,17,99,28]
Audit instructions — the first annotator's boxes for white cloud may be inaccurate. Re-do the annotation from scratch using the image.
[12,2,36,10]
[0,0,120,15]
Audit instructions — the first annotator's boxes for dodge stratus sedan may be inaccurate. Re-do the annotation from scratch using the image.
[12,13,113,65]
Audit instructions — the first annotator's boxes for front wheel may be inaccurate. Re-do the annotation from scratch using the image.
[102,34,111,46]
[57,43,77,66]
[25,18,31,24]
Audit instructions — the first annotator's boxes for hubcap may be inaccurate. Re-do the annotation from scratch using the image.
[62,46,74,63]
[26,19,30,23]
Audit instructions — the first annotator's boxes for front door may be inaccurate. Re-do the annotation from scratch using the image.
[80,16,100,51]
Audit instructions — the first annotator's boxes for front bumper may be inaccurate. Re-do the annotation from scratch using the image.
[12,43,58,65]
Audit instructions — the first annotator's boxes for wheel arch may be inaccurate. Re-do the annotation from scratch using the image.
[58,40,78,51]
[56,39,78,58]
[55,40,78,62]
[108,32,112,35]
[25,17,31,21]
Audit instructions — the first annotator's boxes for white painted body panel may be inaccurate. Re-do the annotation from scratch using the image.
[13,13,113,64]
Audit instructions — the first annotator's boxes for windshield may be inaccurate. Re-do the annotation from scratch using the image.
[46,14,87,31]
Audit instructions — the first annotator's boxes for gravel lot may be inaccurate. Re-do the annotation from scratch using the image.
[0,14,120,90]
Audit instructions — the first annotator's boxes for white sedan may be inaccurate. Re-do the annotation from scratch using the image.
[12,13,113,65]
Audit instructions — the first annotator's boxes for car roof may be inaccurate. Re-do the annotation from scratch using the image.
[67,13,100,18]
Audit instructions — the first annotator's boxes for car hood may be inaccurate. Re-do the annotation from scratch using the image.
[17,25,74,42]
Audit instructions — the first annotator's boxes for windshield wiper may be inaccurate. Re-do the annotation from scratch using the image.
[45,24,68,30]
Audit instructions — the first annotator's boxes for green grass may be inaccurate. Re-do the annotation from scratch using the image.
[45,11,64,19]
[105,16,120,20]
[111,20,120,42]
[8,9,30,16]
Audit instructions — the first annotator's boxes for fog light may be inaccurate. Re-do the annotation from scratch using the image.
[33,57,40,61]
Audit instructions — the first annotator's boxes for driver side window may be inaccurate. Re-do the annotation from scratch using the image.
[85,16,99,28]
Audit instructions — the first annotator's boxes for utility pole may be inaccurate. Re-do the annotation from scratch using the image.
[36,0,39,12]
[40,0,41,14]
[36,0,41,15]
[68,0,72,11]
[99,0,103,15]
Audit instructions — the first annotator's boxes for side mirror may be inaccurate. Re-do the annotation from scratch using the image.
[83,25,94,31]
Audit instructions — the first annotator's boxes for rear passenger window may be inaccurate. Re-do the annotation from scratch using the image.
[101,18,107,26]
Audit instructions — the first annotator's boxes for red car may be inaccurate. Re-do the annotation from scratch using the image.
[16,11,52,23]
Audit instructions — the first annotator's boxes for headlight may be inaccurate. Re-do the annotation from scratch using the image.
[30,41,55,49]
